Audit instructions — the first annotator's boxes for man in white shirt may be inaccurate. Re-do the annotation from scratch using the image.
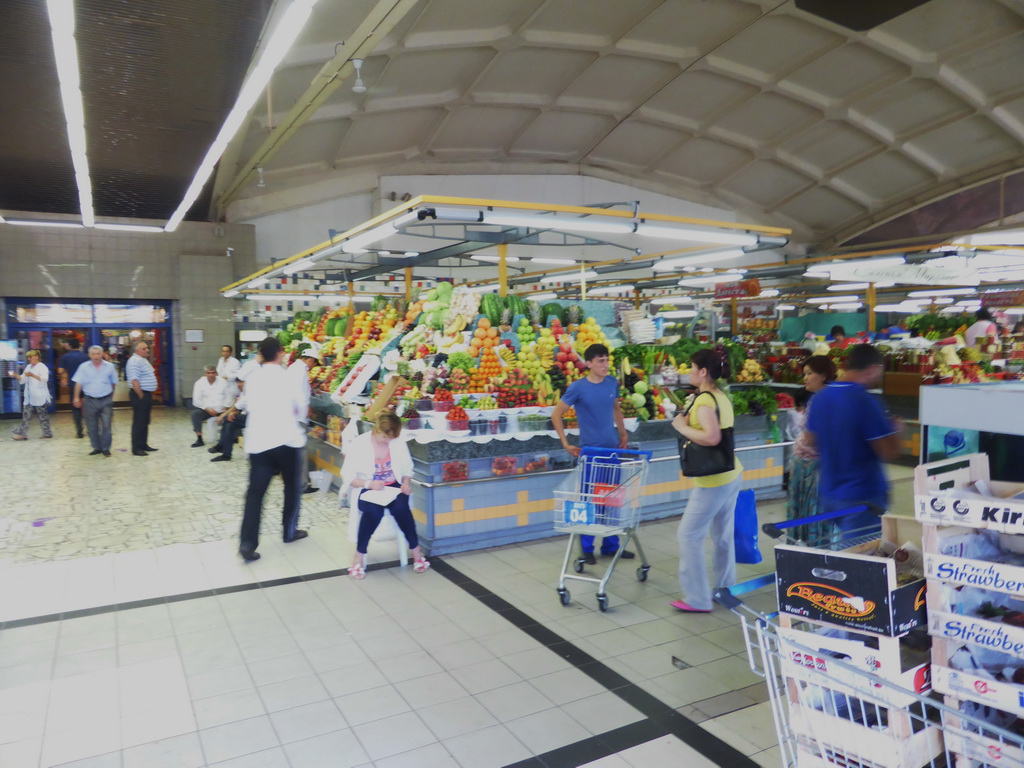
[190,365,230,447]
[216,345,242,399]
[238,337,309,562]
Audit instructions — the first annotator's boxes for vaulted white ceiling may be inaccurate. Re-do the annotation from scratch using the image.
[216,0,1024,252]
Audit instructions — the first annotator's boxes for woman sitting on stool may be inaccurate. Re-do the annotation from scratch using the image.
[341,413,429,579]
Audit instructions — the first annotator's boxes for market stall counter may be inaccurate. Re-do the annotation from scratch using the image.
[307,414,787,556]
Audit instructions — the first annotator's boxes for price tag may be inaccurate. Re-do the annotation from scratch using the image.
[566,501,595,525]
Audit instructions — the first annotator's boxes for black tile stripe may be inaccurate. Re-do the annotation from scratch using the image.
[429,558,759,768]
[0,561,400,630]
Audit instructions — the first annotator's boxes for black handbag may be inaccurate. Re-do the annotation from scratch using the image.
[678,392,736,477]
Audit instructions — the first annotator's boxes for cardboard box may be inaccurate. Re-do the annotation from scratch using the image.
[776,517,926,637]
[363,374,408,421]
[777,620,930,708]
[914,453,1024,533]
[931,664,1024,718]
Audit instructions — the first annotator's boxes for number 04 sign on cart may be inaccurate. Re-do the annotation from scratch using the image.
[566,500,596,526]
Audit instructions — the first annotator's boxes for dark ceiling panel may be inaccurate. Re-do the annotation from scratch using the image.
[77,0,271,221]
[0,0,79,216]
[794,0,935,31]
[0,0,270,222]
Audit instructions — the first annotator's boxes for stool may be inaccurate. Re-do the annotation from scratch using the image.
[346,487,410,567]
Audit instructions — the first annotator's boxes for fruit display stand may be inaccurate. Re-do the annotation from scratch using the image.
[914,453,1024,764]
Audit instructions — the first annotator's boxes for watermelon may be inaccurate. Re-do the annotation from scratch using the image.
[481,294,502,327]
[542,303,566,325]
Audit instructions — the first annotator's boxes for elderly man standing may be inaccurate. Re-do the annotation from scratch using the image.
[190,364,230,447]
[126,341,159,457]
[72,346,118,457]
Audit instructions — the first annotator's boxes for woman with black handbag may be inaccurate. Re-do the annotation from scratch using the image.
[670,348,742,613]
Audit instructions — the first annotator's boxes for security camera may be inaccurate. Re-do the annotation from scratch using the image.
[226,247,235,257]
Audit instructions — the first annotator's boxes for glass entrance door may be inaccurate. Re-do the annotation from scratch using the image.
[51,328,90,409]
[99,328,168,405]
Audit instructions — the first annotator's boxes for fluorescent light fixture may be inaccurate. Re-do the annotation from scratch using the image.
[94,223,164,233]
[875,304,918,312]
[540,271,598,283]
[7,219,83,229]
[874,281,896,288]
[649,297,688,305]
[827,302,863,311]
[164,0,319,232]
[283,258,316,275]
[484,211,635,235]
[222,289,240,298]
[651,249,746,272]
[588,285,629,295]
[47,0,94,228]
[759,289,780,298]
[804,269,830,277]
[404,251,419,258]
[848,256,906,268]
[341,211,420,254]
[531,257,577,265]
[777,304,796,311]
[807,295,858,304]
[0,214,6,223]
[467,284,498,293]
[245,292,318,300]
[637,223,757,246]
[351,295,375,303]
[473,254,521,263]
[660,310,697,319]
[530,292,558,300]
[968,229,1024,246]
[828,282,870,291]
[907,288,976,298]
[677,270,745,287]
[246,278,269,289]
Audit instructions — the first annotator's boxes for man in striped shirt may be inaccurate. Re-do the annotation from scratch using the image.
[126,341,159,457]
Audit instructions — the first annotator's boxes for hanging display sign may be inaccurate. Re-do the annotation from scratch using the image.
[714,278,761,299]
[830,263,978,286]
[982,289,1024,308]
[736,301,777,319]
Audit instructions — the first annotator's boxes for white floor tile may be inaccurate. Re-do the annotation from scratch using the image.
[350,711,437,761]
[282,728,369,768]
[268,699,347,744]
[474,680,556,722]
[334,683,411,726]
[416,696,498,740]
[121,732,204,768]
[374,742,460,768]
[199,715,280,764]
[194,688,266,729]
[441,724,531,768]
[208,746,291,768]
[120,702,197,749]
[257,674,329,713]
[504,707,591,754]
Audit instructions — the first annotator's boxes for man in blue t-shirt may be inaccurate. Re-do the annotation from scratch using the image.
[552,344,633,563]
[806,344,902,539]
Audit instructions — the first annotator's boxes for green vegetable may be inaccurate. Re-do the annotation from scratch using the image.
[633,381,649,395]
[629,393,646,408]
[447,352,475,372]
[542,303,566,325]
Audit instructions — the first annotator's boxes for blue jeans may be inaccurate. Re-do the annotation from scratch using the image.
[677,478,742,611]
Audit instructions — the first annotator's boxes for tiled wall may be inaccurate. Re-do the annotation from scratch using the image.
[0,218,257,404]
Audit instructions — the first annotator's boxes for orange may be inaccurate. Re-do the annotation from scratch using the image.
[479,318,491,330]
[487,327,498,338]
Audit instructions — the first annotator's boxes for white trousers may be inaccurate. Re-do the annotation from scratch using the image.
[677,477,741,610]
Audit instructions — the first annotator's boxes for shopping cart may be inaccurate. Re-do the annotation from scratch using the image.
[553,446,652,612]
[714,505,1024,768]
[723,601,1024,768]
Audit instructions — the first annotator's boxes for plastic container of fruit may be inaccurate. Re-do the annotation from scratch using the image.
[446,418,469,432]
[416,397,433,412]
[442,461,468,482]
[523,454,549,473]
[491,456,518,476]
[403,418,422,430]
[433,400,453,413]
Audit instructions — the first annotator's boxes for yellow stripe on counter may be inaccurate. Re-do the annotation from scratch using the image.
[434,491,553,527]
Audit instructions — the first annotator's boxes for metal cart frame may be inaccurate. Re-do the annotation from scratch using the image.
[553,447,652,612]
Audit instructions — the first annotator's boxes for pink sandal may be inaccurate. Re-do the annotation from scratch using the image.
[670,600,711,613]
[349,563,366,580]
[413,558,430,574]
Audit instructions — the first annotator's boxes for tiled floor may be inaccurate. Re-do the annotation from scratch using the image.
[0,409,920,767]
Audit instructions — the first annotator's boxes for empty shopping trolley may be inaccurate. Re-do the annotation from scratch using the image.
[553,447,652,612]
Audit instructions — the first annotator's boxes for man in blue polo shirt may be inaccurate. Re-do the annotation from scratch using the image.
[552,343,634,564]
[59,339,89,438]
[72,345,118,457]
[806,344,902,540]
[126,341,159,457]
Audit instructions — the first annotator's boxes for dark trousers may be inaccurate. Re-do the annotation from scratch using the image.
[356,484,418,554]
[217,414,246,458]
[83,395,113,451]
[240,445,302,552]
[191,408,217,434]
[129,390,153,451]
[71,403,84,437]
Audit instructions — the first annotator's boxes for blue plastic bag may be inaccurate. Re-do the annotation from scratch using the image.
[734,489,762,565]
